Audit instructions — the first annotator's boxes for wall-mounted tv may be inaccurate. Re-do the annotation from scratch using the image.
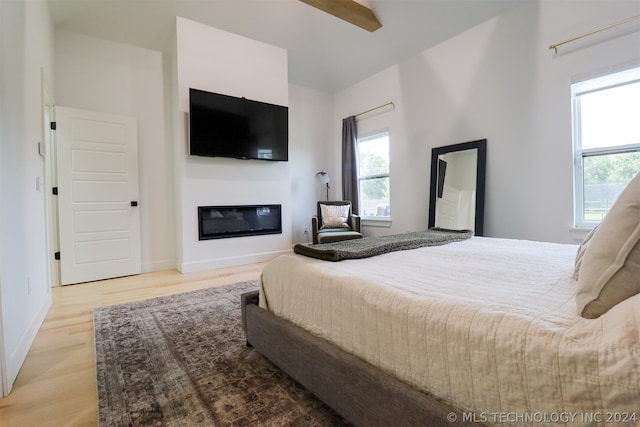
[189,88,288,162]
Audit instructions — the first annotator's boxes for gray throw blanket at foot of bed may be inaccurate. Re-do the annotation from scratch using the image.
[294,228,474,261]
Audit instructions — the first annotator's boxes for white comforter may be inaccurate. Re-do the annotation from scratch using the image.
[259,237,640,426]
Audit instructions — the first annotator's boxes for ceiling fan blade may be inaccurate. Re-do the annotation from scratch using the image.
[299,0,382,32]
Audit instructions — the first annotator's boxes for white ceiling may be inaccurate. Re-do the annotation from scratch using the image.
[48,0,524,93]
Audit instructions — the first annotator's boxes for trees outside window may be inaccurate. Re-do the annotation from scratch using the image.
[357,132,390,219]
[572,68,640,226]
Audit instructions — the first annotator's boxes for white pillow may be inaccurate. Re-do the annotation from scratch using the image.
[320,204,350,229]
[576,172,640,319]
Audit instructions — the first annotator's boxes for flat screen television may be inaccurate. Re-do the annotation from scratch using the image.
[189,88,288,161]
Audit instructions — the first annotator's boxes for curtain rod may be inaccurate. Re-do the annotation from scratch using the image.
[355,101,394,118]
[549,15,640,54]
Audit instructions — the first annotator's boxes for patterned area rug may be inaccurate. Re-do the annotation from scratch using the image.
[94,280,351,426]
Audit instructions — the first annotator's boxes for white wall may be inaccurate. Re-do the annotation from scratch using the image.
[288,84,334,244]
[174,17,292,272]
[0,0,54,394]
[54,31,175,273]
[334,0,640,243]
[334,66,426,237]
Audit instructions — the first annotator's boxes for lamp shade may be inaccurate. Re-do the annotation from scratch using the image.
[315,171,330,184]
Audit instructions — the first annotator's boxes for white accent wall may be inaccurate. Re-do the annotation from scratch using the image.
[333,0,640,243]
[173,17,292,272]
[0,0,54,395]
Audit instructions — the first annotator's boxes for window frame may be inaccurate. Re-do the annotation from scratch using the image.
[356,130,391,222]
[572,67,640,229]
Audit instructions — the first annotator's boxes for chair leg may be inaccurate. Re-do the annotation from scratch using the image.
[312,216,319,244]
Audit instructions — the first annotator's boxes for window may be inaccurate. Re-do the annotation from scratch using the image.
[357,131,390,219]
[572,67,640,228]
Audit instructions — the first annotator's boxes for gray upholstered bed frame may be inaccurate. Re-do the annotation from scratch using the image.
[241,291,482,427]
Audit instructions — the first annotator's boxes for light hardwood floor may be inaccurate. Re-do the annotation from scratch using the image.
[0,263,265,427]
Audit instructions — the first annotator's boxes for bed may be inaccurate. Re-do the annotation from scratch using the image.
[242,235,639,426]
[241,176,640,427]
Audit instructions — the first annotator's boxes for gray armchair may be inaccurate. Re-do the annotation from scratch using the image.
[312,200,363,244]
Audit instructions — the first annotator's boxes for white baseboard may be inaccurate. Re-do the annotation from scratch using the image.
[179,249,291,273]
[4,292,51,395]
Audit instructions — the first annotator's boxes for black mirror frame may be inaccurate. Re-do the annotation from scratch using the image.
[428,139,487,236]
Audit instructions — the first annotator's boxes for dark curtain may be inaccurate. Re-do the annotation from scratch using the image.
[342,115,359,214]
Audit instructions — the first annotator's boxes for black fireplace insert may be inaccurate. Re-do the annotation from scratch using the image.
[198,204,282,240]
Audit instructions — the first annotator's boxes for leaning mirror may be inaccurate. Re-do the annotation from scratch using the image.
[428,139,486,236]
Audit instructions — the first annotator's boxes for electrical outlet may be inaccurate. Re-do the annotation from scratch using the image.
[303,227,308,235]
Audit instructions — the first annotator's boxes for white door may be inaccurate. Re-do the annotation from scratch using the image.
[55,106,141,285]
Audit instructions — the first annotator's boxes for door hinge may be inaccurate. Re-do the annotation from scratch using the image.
[54,252,60,260]
[52,187,58,195]
[50,122,56,130]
